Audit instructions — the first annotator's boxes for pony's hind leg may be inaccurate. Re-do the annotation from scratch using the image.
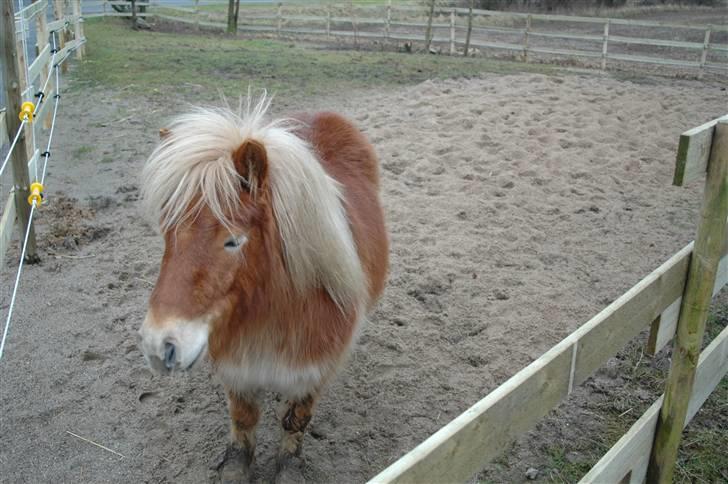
[219,390,259,483]
[275,393,317,483]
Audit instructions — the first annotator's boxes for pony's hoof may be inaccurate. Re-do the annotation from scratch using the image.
[275,454,306,484]
[216,444,253,484]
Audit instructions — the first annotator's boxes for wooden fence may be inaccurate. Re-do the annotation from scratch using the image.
[369,114,728,482]
[88,0,728,77]
[1,0,85,266]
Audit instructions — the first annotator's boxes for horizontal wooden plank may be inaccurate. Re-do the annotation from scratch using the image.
[34,84,56,123]
[47,15,79,32]
[607,52,700,68]
[15,0,47,22]
[469,40,523,51]
[528,30,602,42]
[580,324,728,484]
[647,236,728,355]
[369,338,574,483]
[572,243,692,385]
[330,17,387,26]
[53,37,87,66]
[608,17,727,32]
[470,25,526,36]
[529,46,603,58]
[28,44,51,84]
[0,192,17,271]
[370,241,698,483]
[608,35,703,50]
[704,62,728,71]
[443,5,728,31]
[151,4,195,13]
[673,114,728,186]
[85,12,150,18]
[710,43,728,52]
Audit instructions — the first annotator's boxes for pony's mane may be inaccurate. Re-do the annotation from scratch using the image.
[141,96,367,310]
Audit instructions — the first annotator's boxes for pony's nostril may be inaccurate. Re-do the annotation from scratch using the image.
[164,342,176,370]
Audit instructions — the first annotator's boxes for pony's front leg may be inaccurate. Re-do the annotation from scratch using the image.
[275,393,317,483]
[220,390,259,483]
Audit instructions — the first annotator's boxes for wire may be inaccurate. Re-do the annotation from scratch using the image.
[0,203,36,361]
[0,120,28,180]
[0,31,68,363]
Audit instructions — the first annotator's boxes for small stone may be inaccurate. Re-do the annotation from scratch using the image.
[525,467,539,480]
[494,290,509,300]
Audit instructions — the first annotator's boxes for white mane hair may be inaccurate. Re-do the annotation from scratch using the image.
[141,95,367,310]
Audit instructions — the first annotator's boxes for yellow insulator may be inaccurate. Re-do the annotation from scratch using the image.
[19,101,35,122]
[27,182,43,206]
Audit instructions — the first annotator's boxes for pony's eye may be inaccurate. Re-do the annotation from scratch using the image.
[224,235,246,251]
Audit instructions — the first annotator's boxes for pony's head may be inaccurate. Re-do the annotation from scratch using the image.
[138,97,366,374]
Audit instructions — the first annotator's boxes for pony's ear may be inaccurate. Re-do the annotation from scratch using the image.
[232,140,269,193]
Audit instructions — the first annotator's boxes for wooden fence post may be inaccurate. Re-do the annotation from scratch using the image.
[523,14,531,62]
[350,2,359,49]
[647,120,728,483]
[425,0,435,51]
[1,0,38,262]
[698,29,710,79]
[385,0,391,43]
[463,0,473,57]
[601,19,610,71]
[326,4,331,39]
[73,0,84,59]
[449,10,455,55]
[131,0,138,28]
[34,0,52,129]
[53,0,68,73]
[276,3,282,38]
[194,0,200,31]
[14,8,33,163]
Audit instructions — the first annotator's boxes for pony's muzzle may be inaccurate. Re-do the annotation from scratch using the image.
[139,315,209,374]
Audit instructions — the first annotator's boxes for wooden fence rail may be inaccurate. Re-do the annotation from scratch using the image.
[366,113,727,482]
[369,237,727,483]
[87,0,728,77]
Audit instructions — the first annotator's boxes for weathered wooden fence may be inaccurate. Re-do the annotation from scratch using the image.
[1,0,85,267]
[368,114,728,483]
[88,0,728,77]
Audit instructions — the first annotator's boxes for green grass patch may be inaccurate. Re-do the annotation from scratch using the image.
[72,145,94,158]
[76,18,556,100]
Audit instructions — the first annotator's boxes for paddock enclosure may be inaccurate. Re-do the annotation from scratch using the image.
[1,3,727,484]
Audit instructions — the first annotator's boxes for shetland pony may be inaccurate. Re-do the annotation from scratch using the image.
[138,96,388,481]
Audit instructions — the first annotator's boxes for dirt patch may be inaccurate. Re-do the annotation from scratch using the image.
[36,194,110,253]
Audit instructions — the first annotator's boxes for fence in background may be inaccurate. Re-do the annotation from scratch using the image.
[84,0,728,77]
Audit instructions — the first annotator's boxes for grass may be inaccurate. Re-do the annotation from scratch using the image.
[71,145,94,158]
[75,18,556,100]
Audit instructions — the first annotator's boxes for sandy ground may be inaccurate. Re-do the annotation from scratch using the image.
[0,69,726,483]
